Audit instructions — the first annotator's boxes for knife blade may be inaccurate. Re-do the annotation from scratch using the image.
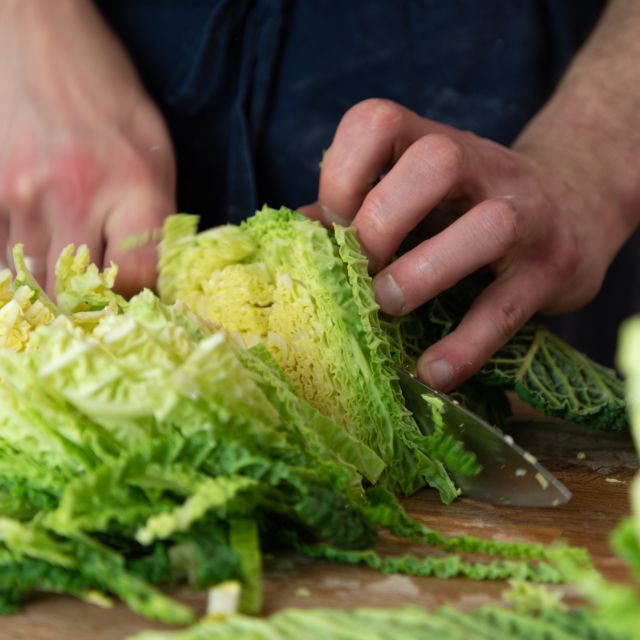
[396,367,571,507]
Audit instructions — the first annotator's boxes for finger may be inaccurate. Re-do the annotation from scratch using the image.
[103,187,174,298]
[416,270,546,391]
[372,196,525,315]
[352,133,472,272]
[318,99,446,226]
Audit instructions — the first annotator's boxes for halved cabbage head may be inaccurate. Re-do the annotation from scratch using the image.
[158,206,461,500]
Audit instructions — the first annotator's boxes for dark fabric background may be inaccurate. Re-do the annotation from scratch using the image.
[95,1,637,367]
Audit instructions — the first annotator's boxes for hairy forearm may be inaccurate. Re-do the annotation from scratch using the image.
[514,0,640,258]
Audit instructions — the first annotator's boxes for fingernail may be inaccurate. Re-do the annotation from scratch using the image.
[421,359,454,390]
[320,204,351,228]
[373,273,405,314]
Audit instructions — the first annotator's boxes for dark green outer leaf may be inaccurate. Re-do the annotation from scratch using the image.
[402,279,627,431]
[479,325,627,430]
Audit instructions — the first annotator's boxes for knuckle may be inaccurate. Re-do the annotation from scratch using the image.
[3,172,40,210]
[136,142,175,189]
[415,249,446,283]
[345,98,405,135]
[493,298,526,343]
[358,189,389,234]
[483,197,522,250]
[319,160,357,208]
[411,133,465,181]
[320,165,361,208]
[0,154,42,210]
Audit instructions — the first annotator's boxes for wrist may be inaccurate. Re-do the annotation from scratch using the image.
[514,74,640,265]
[515,0,640,261]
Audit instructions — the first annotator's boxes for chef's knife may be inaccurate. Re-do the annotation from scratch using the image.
[396,367,571,507]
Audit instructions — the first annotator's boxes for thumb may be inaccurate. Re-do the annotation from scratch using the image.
[103,188,174,298]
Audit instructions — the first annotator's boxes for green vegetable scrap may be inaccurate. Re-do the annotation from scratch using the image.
[521,314,640,640]
[607,315,640,589]
[128,604,623,640]
[483,325,627,430]
[0,240,585,624]
[568,315,640,639]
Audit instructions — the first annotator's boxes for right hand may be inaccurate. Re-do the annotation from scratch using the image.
[300,98,631,391]
[0,0,176,297]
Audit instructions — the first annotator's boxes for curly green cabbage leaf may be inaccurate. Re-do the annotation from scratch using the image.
[158,207,461,500]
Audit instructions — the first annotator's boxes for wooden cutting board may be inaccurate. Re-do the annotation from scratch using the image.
[1,407,637,640]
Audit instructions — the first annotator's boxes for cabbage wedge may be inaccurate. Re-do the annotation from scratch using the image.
[159,206,461,500]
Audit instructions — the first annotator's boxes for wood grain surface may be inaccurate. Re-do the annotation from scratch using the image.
[1,406,637,640]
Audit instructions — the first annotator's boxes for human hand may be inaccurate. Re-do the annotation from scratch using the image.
[301,99,621,390]
[0,0,175,297]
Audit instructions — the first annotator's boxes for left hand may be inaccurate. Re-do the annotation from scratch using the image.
[0,0,176,298]
[301,99,618,391]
